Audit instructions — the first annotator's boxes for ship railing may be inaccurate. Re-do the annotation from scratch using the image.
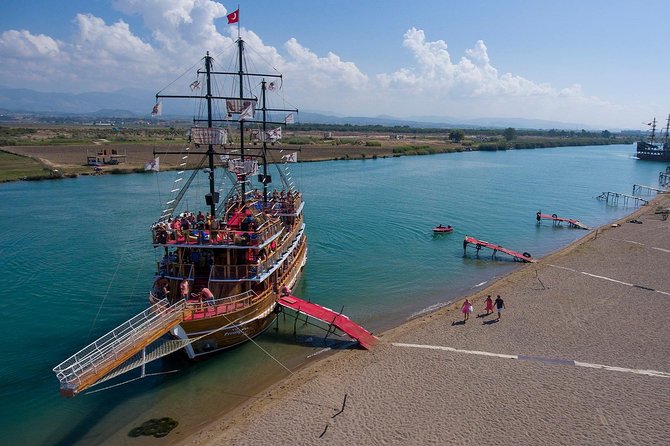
[207,225,300,281]
[52,299,185,392]
[157,262,194,280]
[183,289,258,315]
[152,224,283,248]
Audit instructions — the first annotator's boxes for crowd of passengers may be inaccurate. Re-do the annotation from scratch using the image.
[153,189,300,245]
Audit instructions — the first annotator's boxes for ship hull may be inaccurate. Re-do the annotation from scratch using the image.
[172,238,307,359]
[636,141,670,161]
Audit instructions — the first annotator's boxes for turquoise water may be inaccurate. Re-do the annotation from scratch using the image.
[0,144,665,444]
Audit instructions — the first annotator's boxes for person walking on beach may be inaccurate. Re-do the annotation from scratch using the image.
[461,299,473,323]
[494,294,505,321]
[484,295,494,316]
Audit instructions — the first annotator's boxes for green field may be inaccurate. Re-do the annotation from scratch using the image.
[0,150,54,182]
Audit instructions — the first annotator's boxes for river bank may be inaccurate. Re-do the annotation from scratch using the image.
[174,195,670,445]
[1,136,632,183]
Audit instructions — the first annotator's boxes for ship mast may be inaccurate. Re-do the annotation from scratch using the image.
[204,52,217,217]
[664,114,670,145]
[237,38,247,201]
[649,117,657,144]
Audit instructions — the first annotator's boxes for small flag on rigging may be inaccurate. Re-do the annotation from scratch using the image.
[151,102,162,116]
[144,157,160,171]
[282,152,297,163]
[285,113,295,124]
[239,101,254,121]
[190,80,201,90]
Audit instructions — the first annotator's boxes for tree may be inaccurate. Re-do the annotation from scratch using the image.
[448,129,465,142]
[601,130,611,139]
[503,127,517,141]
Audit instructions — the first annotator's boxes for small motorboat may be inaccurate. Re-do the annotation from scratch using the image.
[433,224,453,233]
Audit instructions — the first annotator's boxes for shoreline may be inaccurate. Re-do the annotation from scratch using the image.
[1,140,634,183]
[168,194,669,445]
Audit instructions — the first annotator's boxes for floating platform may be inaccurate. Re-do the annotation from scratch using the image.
[463,236,535,263]
[277,295,378,349]
[536,212,590,230]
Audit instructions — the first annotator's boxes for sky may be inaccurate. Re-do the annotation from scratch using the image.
[0,0,668,129]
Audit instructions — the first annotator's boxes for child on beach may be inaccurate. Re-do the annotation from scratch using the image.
[484,295,494,316]
[494,295,505,321]
[461,299,473,323]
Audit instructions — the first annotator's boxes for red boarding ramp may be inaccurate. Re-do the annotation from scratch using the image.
[464,236,535,263]
[538,213,590,230]
[277,296,378,349]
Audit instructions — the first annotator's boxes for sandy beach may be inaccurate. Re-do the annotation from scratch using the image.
[176,194,670,445]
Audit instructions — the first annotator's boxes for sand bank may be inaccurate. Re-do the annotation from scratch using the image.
[175,195,670,445]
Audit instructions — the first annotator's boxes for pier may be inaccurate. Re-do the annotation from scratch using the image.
[596,192,648,207]
[659,171,670,187]
[632,184,666,195]
[535,212,590,230]
[463,236,535,263]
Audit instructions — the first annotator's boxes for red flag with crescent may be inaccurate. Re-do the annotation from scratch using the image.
[227,9,239,24]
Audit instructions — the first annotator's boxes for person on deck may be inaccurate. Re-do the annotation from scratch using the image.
[180,278,190,300]
[155,276,170,300]
[192,287,214,307]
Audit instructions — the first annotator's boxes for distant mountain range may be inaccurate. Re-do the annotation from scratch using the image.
[0,85,599,130]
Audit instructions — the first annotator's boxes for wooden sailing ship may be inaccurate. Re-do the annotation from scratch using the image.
[53,35,308,396]
[637,115,670,161]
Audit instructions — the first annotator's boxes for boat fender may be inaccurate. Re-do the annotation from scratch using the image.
[273,304,283,314]
[552,213,558,218]
[522,252,531,258]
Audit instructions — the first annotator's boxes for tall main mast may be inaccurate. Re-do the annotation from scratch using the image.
[204,52,216,217]
[237,38,247,201]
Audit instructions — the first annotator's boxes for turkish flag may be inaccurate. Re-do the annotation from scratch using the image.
[227,9,239,24]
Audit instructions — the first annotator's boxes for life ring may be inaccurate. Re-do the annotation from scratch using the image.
[522,252,531,258]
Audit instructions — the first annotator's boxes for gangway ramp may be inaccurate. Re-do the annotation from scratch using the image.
[53,300,185,397]
[277,296,378,349]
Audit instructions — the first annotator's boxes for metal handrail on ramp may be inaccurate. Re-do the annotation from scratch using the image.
[52,299,185,397]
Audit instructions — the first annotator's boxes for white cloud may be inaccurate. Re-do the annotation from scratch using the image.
[0,30,61,59]
[0,5,635,127]
[283,38,368,89]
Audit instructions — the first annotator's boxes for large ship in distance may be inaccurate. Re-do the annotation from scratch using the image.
[636,114,670,161]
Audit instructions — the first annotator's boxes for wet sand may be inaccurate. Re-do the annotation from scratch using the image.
[178,195,670,445]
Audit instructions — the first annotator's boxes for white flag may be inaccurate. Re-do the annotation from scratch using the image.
[144,157,160,171]
[151,102,162,116]
[282,152,297,163]
[190,80,201,90]
[239,101,255,121]
[267,127,282,142]
[284,113,295,124]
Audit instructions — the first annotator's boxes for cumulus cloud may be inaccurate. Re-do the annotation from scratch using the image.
[378,27,554,98]
[0,30,61,59]
[283,38,367,89]
[0,3,623,126]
